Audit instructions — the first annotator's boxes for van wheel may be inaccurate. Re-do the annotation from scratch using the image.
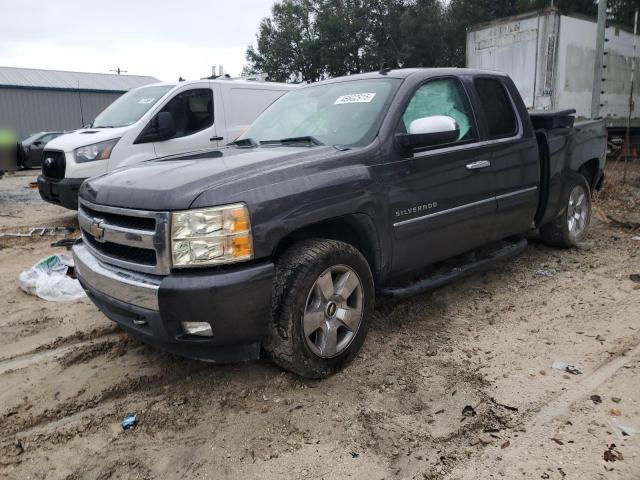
[264,239,374,378]
[540,173,592,248]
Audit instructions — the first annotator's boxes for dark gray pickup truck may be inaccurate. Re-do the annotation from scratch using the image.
[72,68,607,378]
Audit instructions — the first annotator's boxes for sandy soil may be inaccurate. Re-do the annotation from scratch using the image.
[1,166,639,480]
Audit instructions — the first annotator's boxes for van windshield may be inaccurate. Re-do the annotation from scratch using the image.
[92,85,175,128]
[237,78,401,147]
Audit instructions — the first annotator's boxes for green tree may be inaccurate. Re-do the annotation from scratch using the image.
[245,0,323,82]
[399,0,448,67]
[244,0,638,81]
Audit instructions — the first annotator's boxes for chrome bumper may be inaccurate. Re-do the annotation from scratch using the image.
[72,242,161,310]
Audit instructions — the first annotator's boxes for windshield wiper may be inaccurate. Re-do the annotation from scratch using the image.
[229,138,258,147]
[259,136,324,146]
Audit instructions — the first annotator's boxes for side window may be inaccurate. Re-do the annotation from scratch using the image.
[160,89,214,139]
[474,78,517,138]
[401,78,476,143]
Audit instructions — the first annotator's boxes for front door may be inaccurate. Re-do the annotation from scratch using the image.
[381,77,497,277]
[153,87,218,158]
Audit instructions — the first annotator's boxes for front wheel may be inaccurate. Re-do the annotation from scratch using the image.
[540,173,592,248]
[264,239,374,378]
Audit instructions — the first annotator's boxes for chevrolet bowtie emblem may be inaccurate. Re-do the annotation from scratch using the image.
[89,219,105,240]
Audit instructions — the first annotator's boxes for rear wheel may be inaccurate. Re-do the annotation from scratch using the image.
[540,173,592,248]
[264,239,374,378]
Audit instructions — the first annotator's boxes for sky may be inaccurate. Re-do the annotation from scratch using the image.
[0,0,276,82]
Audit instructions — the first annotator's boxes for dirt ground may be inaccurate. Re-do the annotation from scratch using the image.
[1,164,639,480]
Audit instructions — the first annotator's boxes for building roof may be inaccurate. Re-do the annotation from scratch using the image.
[0,66,159,93]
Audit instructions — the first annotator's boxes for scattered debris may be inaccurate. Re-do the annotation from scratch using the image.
[551,437,564,446]
[478,434,493,445]
[632,236,640,241]
[500,440,510,449]
[612,397,621,403]
[593,206,610,223]
[350,451,359,458]
[489,397,519,412]
[603,443,623,462]
[590,394,603,404]
[14,440,24,456]
[462,405,476,417]
[609,418,638,441]
[534,269,555,278]
[121,413,138,430]
[610,408,622,416]
[0,226,76,238]
[19,254,86,301]
[630,274,640,284]
[551,361,582,375]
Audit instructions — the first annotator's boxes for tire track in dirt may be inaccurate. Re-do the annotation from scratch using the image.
[0,357,210,439]
[0,325,119,364]
[450,338,640,478]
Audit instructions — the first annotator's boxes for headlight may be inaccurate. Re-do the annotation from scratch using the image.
[74,138,120,163]
[171,204,253,267]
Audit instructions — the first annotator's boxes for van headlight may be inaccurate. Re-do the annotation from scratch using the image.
[170,204,253,267]
[74,138,120,163]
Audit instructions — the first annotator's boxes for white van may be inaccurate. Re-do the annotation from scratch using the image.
[38,79,295,209]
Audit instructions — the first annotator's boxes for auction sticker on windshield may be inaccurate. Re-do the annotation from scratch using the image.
[334,93,376,104]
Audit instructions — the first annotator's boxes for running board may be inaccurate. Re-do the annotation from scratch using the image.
[378,237,528,299]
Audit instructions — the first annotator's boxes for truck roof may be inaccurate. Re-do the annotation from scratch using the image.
[302,67,509,86]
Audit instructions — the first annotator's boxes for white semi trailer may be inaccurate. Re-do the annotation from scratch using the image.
[466,8,638,137]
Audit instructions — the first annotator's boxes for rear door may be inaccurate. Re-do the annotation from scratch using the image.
[472,77,540,241]
[152,87,218,157]
[383,76,497,277]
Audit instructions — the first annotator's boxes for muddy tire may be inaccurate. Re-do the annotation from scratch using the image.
[264,239,374,378]
[540,172,592,248]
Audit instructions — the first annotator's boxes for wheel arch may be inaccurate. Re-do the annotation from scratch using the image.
[577,158,600,192]
[271,214,382,281]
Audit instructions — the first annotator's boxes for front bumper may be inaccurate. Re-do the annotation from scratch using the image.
[72,242,275,362]
[37,175,84,210]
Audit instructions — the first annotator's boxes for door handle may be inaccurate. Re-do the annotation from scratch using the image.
[210,136,223,142]
[466,160,491,170]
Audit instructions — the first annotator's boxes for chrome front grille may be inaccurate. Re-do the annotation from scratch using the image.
[78,199,171,275]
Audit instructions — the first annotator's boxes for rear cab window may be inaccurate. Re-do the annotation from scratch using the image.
[473,77,518,139]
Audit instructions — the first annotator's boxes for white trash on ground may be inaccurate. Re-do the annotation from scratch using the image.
[551,361,583,375]
[19,254,86,301]
[609,417,638,441]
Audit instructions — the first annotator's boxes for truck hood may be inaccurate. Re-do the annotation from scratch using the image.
[44,127,129,152]
[80,145,341,211]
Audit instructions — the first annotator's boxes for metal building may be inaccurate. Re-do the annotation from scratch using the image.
[0,66,159,140]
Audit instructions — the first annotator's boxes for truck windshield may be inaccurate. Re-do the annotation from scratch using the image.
[238,78,401,147]
[92,85,175,128]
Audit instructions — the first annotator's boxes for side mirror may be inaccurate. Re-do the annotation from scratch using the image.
[156,111,177,141]
[396,115,459,151]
